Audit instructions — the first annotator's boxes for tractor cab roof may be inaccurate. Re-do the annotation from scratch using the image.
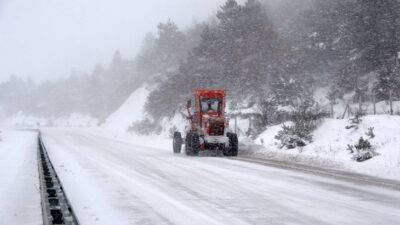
[194,90,226,99]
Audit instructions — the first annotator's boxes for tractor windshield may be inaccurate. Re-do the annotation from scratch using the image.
[200,98,222,113]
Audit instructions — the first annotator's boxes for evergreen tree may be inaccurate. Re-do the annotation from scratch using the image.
[144,0,283,123]
[373,66,400,101]
[136,19,188,82]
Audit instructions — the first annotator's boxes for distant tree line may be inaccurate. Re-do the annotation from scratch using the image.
[0,52,137,120]
[0,19,200,121]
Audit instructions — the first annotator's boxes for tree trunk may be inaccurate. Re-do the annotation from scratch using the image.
[373,95,376,115]
[248,117,252,137]
[348,103,351,117]
[389,89,393,115]
[342,103,348,119]
[235,116,238,135]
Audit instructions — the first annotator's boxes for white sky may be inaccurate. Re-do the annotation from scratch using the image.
[0,0,243,83]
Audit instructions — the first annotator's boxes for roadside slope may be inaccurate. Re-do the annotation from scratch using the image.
[104,86,149,133]
[252,115,400,181]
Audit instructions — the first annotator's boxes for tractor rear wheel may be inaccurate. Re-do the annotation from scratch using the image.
[173,132,182,154]
[225,133,238,157]
[186,133,200,156]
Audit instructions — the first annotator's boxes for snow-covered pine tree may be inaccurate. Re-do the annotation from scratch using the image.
[373,66,400,101]
[270,72,315,113]
[155,19,187,69]
[136,19,188,81]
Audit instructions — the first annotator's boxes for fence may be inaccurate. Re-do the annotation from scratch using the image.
[333,94,400,119]
[230,94,400,137]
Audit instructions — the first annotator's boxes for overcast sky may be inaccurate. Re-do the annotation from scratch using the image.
[0,0,245,83]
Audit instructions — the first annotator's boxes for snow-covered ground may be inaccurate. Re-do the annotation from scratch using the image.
[2,83,399,224]
[253,115,400,181]
[0,130,42,225]
[41,128,400,225]
[1,105,399,224]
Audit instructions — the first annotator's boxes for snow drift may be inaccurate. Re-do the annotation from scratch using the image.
[254,115,400,180]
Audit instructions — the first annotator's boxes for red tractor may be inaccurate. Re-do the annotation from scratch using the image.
[173,90,238,156]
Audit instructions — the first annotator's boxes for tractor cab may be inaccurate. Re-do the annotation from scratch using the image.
[188,90,226,134]
[173,90,238,157]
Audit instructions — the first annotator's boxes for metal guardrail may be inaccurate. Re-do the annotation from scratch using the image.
[38,132,80,225]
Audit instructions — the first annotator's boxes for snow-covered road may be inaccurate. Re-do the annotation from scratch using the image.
[41,129,400,225]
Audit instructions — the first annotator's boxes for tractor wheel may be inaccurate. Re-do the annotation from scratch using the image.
[186,133,200,156]
[225,133,238,157]
[185,133,190,154]
[190,133,200,156]
[173,132,182,154]
[185,133,192,156]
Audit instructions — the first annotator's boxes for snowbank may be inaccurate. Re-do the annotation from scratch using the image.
[104,86,149,133]
[253,115,400,180]
[0,111,99,128]
[1,111,47,128]
[0,130,42,224]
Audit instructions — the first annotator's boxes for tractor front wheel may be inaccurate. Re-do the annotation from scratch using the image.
[225,133,238,157]
[186,133,200,156]
[173,132,182,154]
